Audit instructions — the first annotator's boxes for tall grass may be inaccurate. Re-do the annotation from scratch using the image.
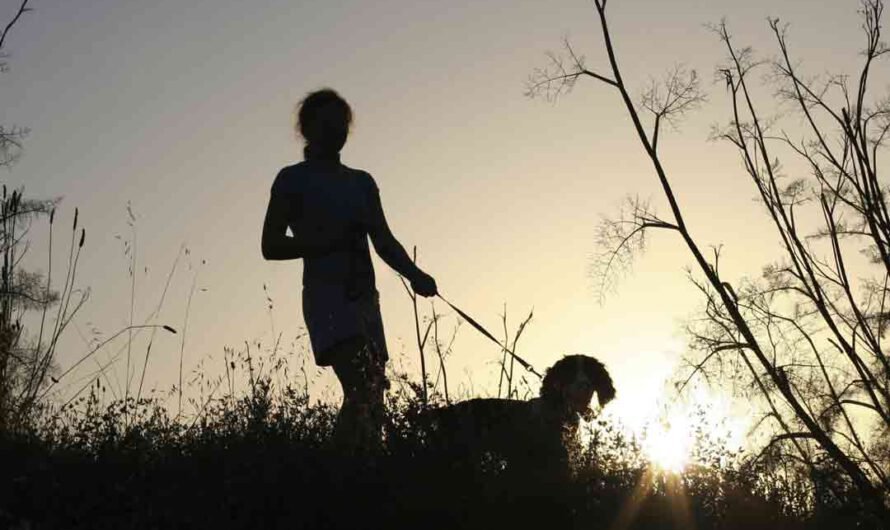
[1,333,881,529]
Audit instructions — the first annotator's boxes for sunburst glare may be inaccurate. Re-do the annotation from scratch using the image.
[591,378,749,474]
[643,416,692,473]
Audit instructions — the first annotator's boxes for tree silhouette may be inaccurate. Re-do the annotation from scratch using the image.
[0,0,82,433]
[528,0,890,517]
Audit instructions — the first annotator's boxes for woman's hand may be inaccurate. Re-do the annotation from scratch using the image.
[411,270,437,298]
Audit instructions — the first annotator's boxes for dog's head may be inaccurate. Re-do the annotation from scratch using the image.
[540,354,616,421]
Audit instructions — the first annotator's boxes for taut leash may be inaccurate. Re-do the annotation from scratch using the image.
[436,293,543,380]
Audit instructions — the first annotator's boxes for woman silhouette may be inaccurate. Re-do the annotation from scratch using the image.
[262,88,437,452]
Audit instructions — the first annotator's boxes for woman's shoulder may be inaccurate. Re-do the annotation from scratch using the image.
[270,162,309,193]
[271,161,377,194]
[340,164,378,191]
[278,161,309,177]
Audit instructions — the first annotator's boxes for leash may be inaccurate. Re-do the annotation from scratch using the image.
[436,293,543,380]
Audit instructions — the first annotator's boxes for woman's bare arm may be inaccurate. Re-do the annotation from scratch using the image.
[365,182,437,296]
[261,190,343,260]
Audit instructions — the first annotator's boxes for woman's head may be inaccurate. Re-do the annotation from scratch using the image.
[296,88,353,155]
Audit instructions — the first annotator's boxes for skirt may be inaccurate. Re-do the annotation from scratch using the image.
[302,283,388,367]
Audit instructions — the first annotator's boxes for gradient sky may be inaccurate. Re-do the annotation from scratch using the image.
[0,0,873,427]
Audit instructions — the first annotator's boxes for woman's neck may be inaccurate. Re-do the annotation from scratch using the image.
[304,145,341,163]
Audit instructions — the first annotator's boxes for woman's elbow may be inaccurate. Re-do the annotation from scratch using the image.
[370,238,394,261]
[261,239,278,260]
[263,236,303,261]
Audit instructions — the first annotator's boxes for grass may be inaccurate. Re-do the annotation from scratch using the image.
[1,345,881,530]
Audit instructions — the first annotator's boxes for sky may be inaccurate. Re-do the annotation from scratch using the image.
[0,0,876,430]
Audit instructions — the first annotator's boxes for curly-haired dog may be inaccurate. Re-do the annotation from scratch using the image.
[422,354,615,480]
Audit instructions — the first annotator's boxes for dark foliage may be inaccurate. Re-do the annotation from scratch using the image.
[0,375,879,530]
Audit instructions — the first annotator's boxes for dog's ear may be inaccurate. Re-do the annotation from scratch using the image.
[596,386,616,408]
[585,357,616,408]
[594,374,616,407]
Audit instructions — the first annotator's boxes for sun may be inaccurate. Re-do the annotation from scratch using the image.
[591,360,750,475]
[643,419,692,473]
[637,392,749,473]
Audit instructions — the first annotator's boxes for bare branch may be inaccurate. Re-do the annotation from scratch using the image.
[0,0,32,51]
[525,38,616,101]
[640,65,707,151]
[589,196,678,303]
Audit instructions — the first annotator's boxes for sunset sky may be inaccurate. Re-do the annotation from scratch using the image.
[0,0,874,431]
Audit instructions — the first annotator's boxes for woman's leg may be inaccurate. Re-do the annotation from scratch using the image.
[329,335,387,453]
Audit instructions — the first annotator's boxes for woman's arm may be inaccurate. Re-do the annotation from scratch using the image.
[365,180,437,296]
[261,191,301,260]
[261,189,344,261]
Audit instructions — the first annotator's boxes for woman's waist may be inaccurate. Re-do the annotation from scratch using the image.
[302,268,376,294]
[303,250,373,276]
